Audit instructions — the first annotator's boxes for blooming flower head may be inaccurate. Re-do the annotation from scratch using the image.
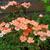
[0,1,18,10]
[23,27,32,36]
[41,24,48,29]
[12,20,19,26]
[19,35,27,42]
[21,2,31,8]
[46,30,50,37]
[12,1,18,5]
[2,27,11,34]
[17,17,26,23]
[32,25,42,31]
[37,31,46,37]
[17,17,30,24]
[27,37,34,44]
[0,27,3,31]
[1,28,11,36]
[0,6,6,9]
[17,17,25,21]
[5,23,10,28]
[39,36,46,41]
[19,23,28,30]
[15,26,20,31]
[8,1,17,6]
[30,20,39,27]
[25,19,30,24]
[0,22,6,27]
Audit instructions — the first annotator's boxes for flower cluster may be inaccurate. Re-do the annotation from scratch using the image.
[0,17,50,43]
[0,1,31,9]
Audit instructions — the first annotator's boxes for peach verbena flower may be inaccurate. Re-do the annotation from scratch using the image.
[0,1,18,9]
[0,22,6,27]
[21,2,31,8]
[33,30,50,41]
[19,35,27,42]
[0,17,50,42]
[23,27,32,36]
[19,35,34,43]
[39,36,46,41]
[0,1,31,10]
[27,37,34,43]
[2,27,11,34]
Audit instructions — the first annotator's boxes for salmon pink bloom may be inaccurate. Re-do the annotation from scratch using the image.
[30,20,39,27]
[8,1,14,6]
[27,37,34,43]
[32,27,36,30]
[2,27,11,33]
[23,27,32,36]
[32,25,42,31]
[23,32,29,36]
[34,31,41,36]
[17,17,26,23]
[12,18,28,30]
[37,31,46,37]
[27,27,32,32]
[19,23,28,30]
[24,19,30,24]
[36,25,42,30]
[17,17,25,20]
[20,35,27,42]
[0,1,17,9]
[0,27,3,31]
[15,26,20,31]
[46,30,50,37]
[21,2,31,8]
[41,24,48,29]
[12,1,17,5]
[0,6,6,9]
[0,22,6,27]
[39,36,46,41]
[5,23,10,28]
[17,17,30,24]
[12,20,19,26]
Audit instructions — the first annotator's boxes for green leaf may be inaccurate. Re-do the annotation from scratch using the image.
[46,6,50,12]
[48,24,50,30]
[16,48,21,50]
[42,0,48,3]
